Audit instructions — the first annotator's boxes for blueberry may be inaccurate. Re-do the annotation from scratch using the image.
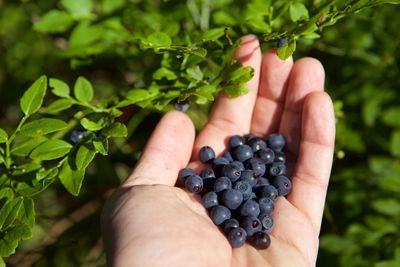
[231,161,245,171]
[240,199,260,218]
[199,146,216,163]
[222,189,243,210]
[222,151,234,162]
[254,177,270,188]
[243,133,256,142]
[233,181,252,200]
[173,100,190,112]
[185,175,203,193]
[259,213,274,233]
[202,191,218,209]
[241,217,262,237]
[234,145,253,162]
[274,151,286,163]
[222,163,242,182]
[177,167,195,187]
[212,157,230,175]
[251,231,271,249]
[257,185,278,199]
[70,130,88,144]
[223,218,240,234]
[245,158,266,177]
[229,135,245,149]
[210,205,231,225]
[247,137,267,152]
[267,133,285,151]
[239,170,257,187]
[227,227,247,248]
[258,197,274,214]
[269,162,286,176]
[200,167,216,180]
[270,175,292,196]
[276,38,288,48]
[214,176,232,193]
[258,148,275,164]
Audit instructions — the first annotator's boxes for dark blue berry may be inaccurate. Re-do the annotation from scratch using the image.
[254,177,270,188]
[212,157,230,175]
[258,148,275,164]
[233,181,252,200]
[269,162,286,176]
[229,135,245,149]
[257,185,278,199]
[199,146,216,163]
[202,191,218,209]
[259,213,274,233]
[70,130,88,143]
[240,199,260,218]
[200,167,216,180]
[251,231,271,249]
[270,175,292,196]
[267,133,285,151]
[240,170,257,187]
[177,167,195,187]
[210,205,231,225]
[276,38,288,48]
[185,175,203,193]
[173,100,190,112]
[222,163,242,182]
[241,217,262,237]
[214,176,232,193]
[222,189,243,210]
[248,137,267,152]
[274,151,286,163]
[231,161,245,171]
[245,158,266,177]
[244,133,256,142]
[222,151,234,162]
[234,145,253,162]
[228,227,247,248]
[223,218,240,234]
[258,197,274,214]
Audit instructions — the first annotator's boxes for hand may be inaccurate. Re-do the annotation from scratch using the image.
[101,35,335,267]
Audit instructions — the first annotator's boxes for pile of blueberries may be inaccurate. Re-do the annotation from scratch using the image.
[177,133,292,249]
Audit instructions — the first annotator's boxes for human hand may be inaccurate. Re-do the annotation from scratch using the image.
[101,35,335,267]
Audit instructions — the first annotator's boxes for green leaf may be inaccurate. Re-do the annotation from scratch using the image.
[153,67,177,80]
[0,188,14,202]
[382,107,400,127]
[102,123,127,138]
[224,84,249,98]
[390,130,400,157]
[75,144,96,170]
[15,177,54,197]
[194,85,215,101]
[30,140,72,160]
[36,167,59,181]
[186,66,204,81]
[289,3,309,22]
[0,197,23,229]
[93,138,108,155]
[74,77,93,103]
[20,118,68,136]
[59,159,85,196]
[80,118,103,131]
[12,162,42,176]
[202,27,225,41]
[0,224,31,257]
[142,32,172,48]
[45,98,74,114]
[18,198,35,229]
[372,198,400,216]
[0,129,7,143]
[20,75,47,116]
[62,0,93,19]
[126,89,152,102]
[11,135,48,157]
[33,10,73,33]
[49,78,70,98]
[277,39,296,60]
[102,0,126,14]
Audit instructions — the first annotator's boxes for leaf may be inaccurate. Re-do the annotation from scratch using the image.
[194,84,215,101]
[153,67,177,80]
[20,75,47,116]
[93,138,108,155]
[142,32,172,48]
[126,89,152,102]
[289,3,309,22]
[74,77,93,103]
[102,0,126,14]
[59,159,85,196]
[0,197,23,229]
[36,167,59,181]
[186,66,204,81]
[224,84,249,98]
[277,39,296,60]
[382,107,400,127]
[18,198,35,229]
[0,129,7,143]
[372,198,400,216]
[15,177,54,197]
[0,224,31,257]
[49,78,70,98]
[202,27,225,41]
[102,123,127,138]
[75,144,96,170]
[80,118,103,131]
[0,188,14,203]
[45,98,74,114]
[61,0,93,19]
[20,118,68,136]
[12,162,42,176]
[11,135,48,157]
[33,10,74,33]
[29,140,72,160]
[390,130,400,157]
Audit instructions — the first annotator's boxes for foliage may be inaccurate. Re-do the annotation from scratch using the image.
[0,0,400,266]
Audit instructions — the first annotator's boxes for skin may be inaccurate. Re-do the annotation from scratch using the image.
[101,35,335,267]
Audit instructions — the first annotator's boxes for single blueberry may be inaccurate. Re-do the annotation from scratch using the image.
[222,151,234,162]
[212,157,230,175]
[231,161,245,171]
[256,185,278,199]
[274,151,286,163]
[241,217,262,237]
[222,189,244,210]
[258,197,275,214]
[234,145,253,162]
[185,174,204,193]
[229,135,245,149]
[240,199,260,218]
[210,205,231,225]
[239,170,257,187]
[227,227,247,248]
[267,133,285,151]
[269,162,286,176]
[223,218,240,234]
[200,167,216,180]
[222,163,242,182]
[177,167,195,187]
[258,148,275,164]
[173,100,190,112]
[214,176,232,193]
[199,146,216,163]
[254,177,270,188]
[247,137,267,152]
[251,231,271,249]
[259,213,274,233]
[276,38,288,48]
[245,158,266,177]
[202,191,218,209]
[270,175,292,196]
[243,133,256,142]
[233,180,252,200]
[70,130,88,144]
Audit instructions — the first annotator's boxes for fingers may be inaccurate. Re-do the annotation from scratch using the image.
[279,58,325,161]
[251,49,293,136]
[124,111,195,186]
[287,91,335,233]
[193,35,262,158]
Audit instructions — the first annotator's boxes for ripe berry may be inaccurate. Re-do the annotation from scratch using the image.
[240,199,260,218]
[276,38,288,48]
[210,205,231,225]
[240,170,257,187]
[259,213,274,233]
[70,130,88,144]
[233,181,252,200]
[222,163,242,182]
[247,137,267,152]
[241,217,262,237]
[251,231,271,249]
[270,175,292,196]
[185,175,203,193]
[199,146,216,163]
[254,177,270,188]
[257,185,278,199]
[212,157,230,175]
[234,145,253,162]
[229,135,245,149]
[245,158,266,177]
[223,218,240,234]
[228,227,247,248]
[222,189,243,210]
[222,151,234,162]
[269,162,286,176]
[258,148,275,164]
[202,191,218,209]
[267,133,285,151]
[274,151,286,163]
[214,176,232,193]
[173,100,190,112]
[200,167,216,180]
[231,161,245,171]
[258,197,275,214]
[177,167,195,187]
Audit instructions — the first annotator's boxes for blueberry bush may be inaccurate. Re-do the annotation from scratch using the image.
[1,0,400,266]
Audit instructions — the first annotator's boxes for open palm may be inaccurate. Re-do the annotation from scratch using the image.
[101,35,335,267]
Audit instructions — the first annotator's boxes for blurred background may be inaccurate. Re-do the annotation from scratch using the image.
[1,0,399,266]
